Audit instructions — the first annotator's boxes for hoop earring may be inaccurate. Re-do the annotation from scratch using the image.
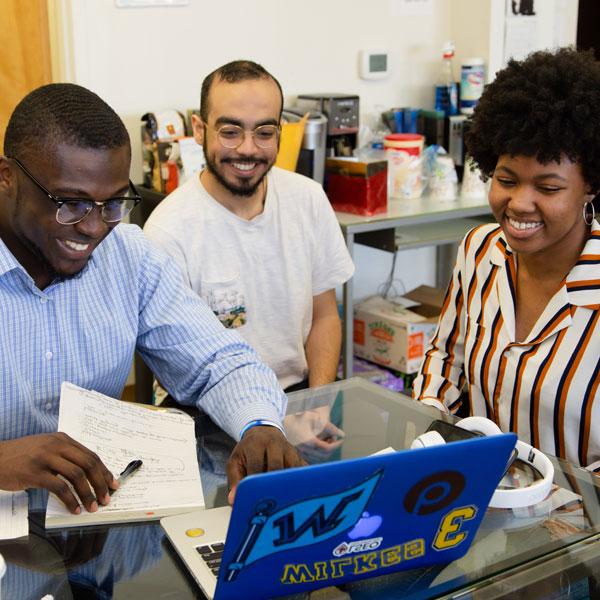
[583,201,596,226]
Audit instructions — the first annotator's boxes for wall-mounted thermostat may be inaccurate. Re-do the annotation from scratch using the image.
[358,50,390,80]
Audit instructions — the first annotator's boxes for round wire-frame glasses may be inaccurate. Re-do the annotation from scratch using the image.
[207,122,280,149]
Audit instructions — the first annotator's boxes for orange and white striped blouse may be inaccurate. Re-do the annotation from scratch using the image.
[413,221,600,470]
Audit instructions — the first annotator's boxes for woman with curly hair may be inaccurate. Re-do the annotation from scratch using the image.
[413,48,600,473]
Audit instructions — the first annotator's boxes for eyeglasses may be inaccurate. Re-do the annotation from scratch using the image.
[11,157,142,225]
[207,122,280,149]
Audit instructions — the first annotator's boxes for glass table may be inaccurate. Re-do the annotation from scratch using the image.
[2,378,598,599]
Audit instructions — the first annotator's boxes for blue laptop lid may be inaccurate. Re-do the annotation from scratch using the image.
[215,433,516,600]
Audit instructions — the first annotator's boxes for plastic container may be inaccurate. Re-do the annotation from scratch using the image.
[392,108,420,134]
[275,112,309,172]
[460,58,485,115]
[384,133,425,199]
[462,157,488,198]
[402,108,419,133]
[434,42,458,117]
[429,155,458,201]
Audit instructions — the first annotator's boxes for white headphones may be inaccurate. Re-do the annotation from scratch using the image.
[411,416,554,509]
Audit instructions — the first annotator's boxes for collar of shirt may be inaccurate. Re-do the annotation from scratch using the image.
[195,170,275,228]
[566,219,600,308]
[0,235,23,277]
[489,220,600,309]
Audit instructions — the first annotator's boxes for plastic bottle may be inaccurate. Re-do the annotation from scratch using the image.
[460,58,485,115]
[434,42,458,117]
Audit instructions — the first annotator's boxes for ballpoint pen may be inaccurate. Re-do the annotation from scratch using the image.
[109,459,143,496]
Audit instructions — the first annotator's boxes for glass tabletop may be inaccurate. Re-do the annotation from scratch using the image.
[2,378,598,599]
[281,379,600,598]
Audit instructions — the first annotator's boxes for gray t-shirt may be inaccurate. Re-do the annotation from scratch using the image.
[144,167,354,389]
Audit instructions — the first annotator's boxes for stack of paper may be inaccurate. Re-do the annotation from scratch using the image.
[45,382,204,528]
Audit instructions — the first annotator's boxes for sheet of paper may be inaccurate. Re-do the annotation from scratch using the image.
[504,15,539,63]
[46,382,204,527]
[0,490,28,539]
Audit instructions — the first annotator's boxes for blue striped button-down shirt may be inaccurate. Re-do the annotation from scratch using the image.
[0,224,286,442]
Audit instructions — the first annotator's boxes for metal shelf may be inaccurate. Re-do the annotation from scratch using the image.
[339,196,494,379]
[354,215,494,253]
[395,215,495,250]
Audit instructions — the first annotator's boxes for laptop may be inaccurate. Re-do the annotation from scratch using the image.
[161,433,516,600]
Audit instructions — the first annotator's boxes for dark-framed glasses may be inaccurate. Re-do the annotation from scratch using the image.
[11,157,142,225]
[208,122,280,149]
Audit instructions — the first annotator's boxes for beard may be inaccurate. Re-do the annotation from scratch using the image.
[203,145,273,198]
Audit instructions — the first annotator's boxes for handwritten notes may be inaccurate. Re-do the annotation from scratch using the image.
[45,382,204,528]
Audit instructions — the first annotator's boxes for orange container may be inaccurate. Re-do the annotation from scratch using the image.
[275,112,309,172]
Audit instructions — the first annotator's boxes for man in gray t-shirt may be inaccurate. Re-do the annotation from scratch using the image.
[145,60,354,392]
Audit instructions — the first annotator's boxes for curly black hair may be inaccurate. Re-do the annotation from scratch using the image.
[465,48,600,194]
[4,83,130,161]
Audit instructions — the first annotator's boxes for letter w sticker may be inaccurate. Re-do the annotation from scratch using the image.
[227,471,381,573]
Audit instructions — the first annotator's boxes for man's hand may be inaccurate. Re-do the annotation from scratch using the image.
[226,426,305,504]
[0,433,117,514]
[284,407,344,463]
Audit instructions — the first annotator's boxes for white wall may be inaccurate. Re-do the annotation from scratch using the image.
[52,0,458,183]
[49,0,459,295]
[48,0,578,299]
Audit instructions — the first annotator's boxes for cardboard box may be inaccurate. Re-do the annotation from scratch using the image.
[353,286,444,374]
[326,157,387,216]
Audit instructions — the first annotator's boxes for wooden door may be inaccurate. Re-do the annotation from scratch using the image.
[0,0,52,152]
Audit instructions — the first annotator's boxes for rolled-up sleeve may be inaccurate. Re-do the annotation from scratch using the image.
[135,239,286,440]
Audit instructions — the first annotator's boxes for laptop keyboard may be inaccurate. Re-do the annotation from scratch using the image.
[196,542,225,576]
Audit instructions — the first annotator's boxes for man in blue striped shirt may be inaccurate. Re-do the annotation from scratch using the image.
[0,83,302,514]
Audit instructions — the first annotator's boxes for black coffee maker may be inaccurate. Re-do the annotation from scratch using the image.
[296,94,359,157]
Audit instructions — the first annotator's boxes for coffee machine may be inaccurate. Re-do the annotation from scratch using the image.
[281,108,327,185]
[296,94,359,157]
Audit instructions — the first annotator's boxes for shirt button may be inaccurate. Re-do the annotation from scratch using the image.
[45,403,52,410]
[40,297,48,304]
[45,351,53,360]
